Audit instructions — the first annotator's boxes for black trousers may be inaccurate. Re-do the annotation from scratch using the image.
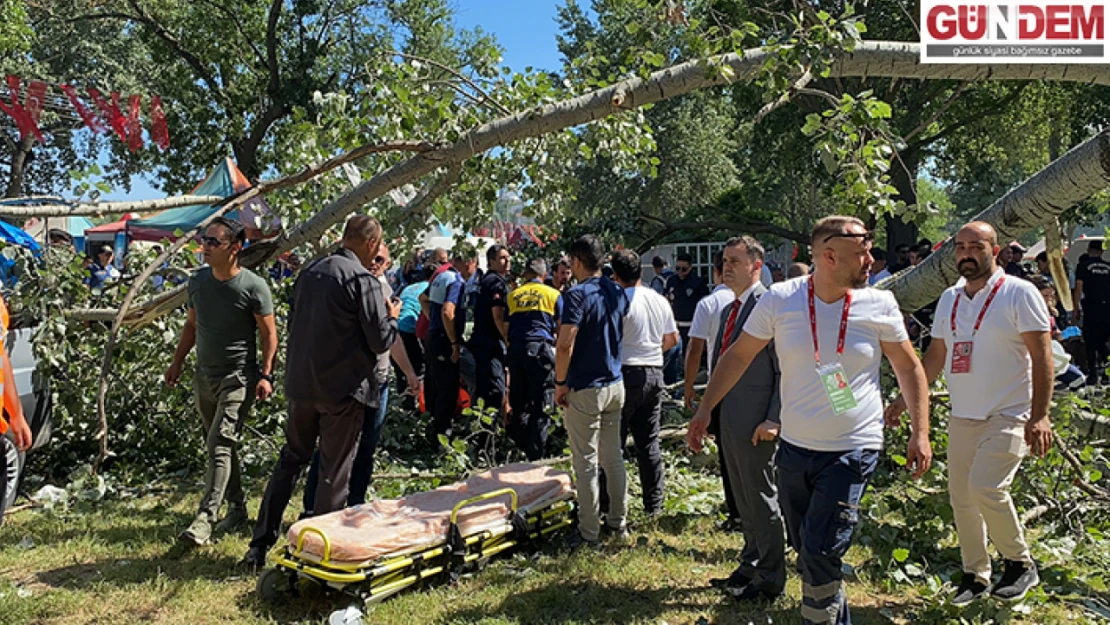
[507,340,555,460]
[619,365,666,513]
[470,335,507,413]
[1083,312,1110,381]
[427,331,460,438]
[250,397,365,550]
[711,406,742,521]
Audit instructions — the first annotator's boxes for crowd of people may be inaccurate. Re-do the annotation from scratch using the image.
[151,210,1080,625]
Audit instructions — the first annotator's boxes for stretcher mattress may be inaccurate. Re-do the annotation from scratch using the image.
[287,463,574,566]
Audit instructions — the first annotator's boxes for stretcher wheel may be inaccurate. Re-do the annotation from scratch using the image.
[256,567,294,603]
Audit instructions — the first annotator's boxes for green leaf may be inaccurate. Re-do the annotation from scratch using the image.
[892,548,910,563]
[625,22,641,35]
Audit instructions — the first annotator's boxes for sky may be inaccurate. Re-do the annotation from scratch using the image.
[102,1,568,202]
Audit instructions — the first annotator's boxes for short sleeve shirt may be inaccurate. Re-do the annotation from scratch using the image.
[398,282,428,334]
[508,280,562,343]
[689,285,736,373]
[428,268,464,337]
[1077,256,1110,308]
[743,277,908,452]
[472,271,509,342]
[561,277,629,390]
[932,270,1052,421]
[188,267,274,377]
[622,286,678,367]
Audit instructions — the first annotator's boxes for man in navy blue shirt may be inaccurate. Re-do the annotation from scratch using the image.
[426,245,477,439]
[555,235,630,548]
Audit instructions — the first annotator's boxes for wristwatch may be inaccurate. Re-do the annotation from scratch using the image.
[555,379,566,386]
[260,373,275,384]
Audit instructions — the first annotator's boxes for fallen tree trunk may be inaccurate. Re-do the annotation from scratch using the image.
[883,130,1110,311]
[66,41,1110,324]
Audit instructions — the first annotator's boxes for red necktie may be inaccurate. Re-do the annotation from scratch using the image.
[718,299,742,358]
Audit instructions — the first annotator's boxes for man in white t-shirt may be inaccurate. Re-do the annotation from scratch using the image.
[688,215,931,625]
[603,250,679,515]
[886,221,1053,606]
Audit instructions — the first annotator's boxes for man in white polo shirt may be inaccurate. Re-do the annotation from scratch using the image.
[604,250,678,516]
[886,221,1053,606]
[689,215,931,625]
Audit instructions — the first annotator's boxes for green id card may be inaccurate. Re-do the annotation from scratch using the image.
[818,363,857,414]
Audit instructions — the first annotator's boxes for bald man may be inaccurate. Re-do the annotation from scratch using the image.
[887,221,1053,605]
[689,216,930,624]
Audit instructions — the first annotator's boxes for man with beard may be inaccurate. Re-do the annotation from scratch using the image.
[887,221,1053,605]
[688,216,931,625]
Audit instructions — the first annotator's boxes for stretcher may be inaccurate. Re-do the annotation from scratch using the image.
[256,463,576,605]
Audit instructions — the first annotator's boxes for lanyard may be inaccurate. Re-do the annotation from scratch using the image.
[808,276,852,367]
[950,276,1006,337]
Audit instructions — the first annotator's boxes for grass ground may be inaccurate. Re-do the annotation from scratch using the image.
[0,474,1097,625]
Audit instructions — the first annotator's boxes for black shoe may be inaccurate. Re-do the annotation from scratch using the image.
[726,583,778,602]
[242,546,268,572]
[991,560,1039,602]
[710,569,752,590]
[563,530,599,552]
[716,518,742,533]
[951,574,990,606]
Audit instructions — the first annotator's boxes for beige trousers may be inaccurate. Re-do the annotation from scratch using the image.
[564,382,627,541]
[948,414,1033,584]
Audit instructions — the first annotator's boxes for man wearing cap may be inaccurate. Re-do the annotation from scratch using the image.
[507,258,563,459]
[85,245,120,289]
[1006,243,1028,277]
[1074,239,1110,384]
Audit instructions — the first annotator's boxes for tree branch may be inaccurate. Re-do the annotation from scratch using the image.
[392,51,513,116]
[907,83,1030,152]
[0,195,227,218]
[397,164,463,229]
[193,0,268,70]
[902,80,971,144]
[795,87,842,107]
[753,69,814,124]
[265,0,282,97]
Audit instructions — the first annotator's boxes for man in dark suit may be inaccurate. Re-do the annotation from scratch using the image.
[243,214,400,568]
[702,236,785,601]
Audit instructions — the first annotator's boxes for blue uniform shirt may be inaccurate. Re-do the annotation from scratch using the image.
[560,276,628,390]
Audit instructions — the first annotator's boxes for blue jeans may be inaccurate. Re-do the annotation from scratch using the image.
[303,381,389,513]
[776,440,879,625]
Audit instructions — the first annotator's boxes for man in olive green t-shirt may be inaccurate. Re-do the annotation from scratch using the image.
[165,217,277,549]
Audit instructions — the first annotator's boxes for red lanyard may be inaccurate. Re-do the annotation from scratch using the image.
[950,276,1006,337]
[808,276,852,367]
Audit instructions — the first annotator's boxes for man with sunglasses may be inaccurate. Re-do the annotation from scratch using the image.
[663,253,710,382]
[688,216,931,625]
[166,217,277,549]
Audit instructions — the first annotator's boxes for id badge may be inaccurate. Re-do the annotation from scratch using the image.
[951,341,973,374]
[817,363,858,415]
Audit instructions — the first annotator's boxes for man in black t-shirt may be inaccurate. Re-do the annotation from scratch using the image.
[471,245,512,416]
[1075,240,1110,384]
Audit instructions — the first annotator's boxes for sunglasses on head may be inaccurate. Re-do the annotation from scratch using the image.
[201,236,228,247]
[822,231,876,244]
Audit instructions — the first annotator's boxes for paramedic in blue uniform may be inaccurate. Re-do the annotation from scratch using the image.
[471,245,512,417]
[426,246,477,439]
[506,258,562,460]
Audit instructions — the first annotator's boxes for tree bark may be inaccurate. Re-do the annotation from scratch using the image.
[885,147,921,251]
[4,134,35,199]
[884,129,1110,312]
[0,195,227,218]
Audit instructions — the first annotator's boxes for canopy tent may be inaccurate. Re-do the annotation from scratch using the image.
[21,215,94,249]
[127,158,280,242]
[85,213,141,242]
[0,220,41,253]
